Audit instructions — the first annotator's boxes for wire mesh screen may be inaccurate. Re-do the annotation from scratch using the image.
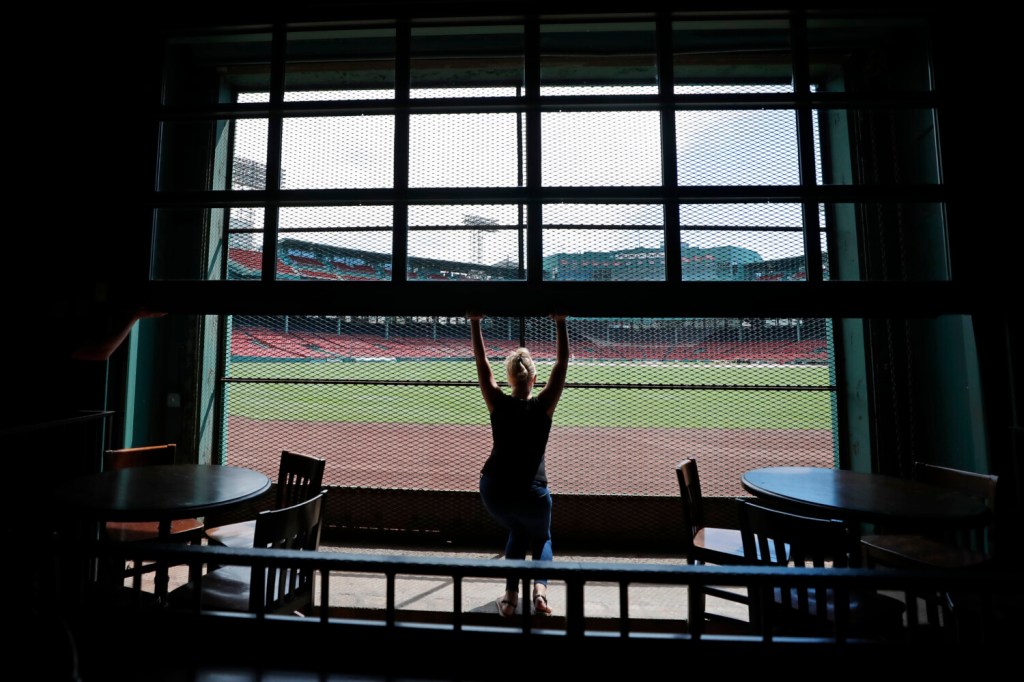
[223,314,835,501]
[156,12,945,544]
[211,17,842,544]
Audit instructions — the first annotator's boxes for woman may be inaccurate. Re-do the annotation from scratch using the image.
[467,312,569,617]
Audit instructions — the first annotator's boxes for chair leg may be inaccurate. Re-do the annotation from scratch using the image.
[187,535,203,583]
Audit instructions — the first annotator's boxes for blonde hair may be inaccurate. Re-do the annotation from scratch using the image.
[504,347,536,386]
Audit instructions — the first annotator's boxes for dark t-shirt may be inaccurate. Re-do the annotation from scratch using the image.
[480,393,551,490]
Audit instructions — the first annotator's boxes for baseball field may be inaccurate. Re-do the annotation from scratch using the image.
[222,358,836,498]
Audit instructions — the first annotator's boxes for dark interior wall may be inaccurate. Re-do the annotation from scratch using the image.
[6,6,160,421]
[926,8,1021,554]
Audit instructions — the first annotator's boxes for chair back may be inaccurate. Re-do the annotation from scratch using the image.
[103,444,176,471]
[274,451,327,510]
[249,488,327,615]
[674,459,706,552]
[739,499,852,569]
[738,499,858,634]
[912,462,998,558]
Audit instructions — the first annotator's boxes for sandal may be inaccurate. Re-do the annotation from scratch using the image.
[533,592,552,616]
[496,594,517,617]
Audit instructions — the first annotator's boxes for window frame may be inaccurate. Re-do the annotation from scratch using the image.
[143,6,970,488]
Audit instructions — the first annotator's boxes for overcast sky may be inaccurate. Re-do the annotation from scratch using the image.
[233,87,814,265]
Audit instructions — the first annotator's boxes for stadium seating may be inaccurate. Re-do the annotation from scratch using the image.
[229,325,830,364]
[297,269,340,281]
[288,255,324,267]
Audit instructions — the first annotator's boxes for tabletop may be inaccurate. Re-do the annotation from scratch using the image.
[52,464,271,524]
[740,466,991,529]
[52,463,272,601]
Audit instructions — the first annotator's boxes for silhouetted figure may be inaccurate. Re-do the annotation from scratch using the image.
[468,312,569,617]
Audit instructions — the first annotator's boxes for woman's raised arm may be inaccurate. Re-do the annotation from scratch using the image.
[537,313,569,417]
[467,312,502,412]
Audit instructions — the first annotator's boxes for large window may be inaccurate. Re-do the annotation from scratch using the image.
[151,9,954,539]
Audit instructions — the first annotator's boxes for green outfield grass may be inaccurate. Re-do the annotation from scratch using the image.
[225,359,834,430]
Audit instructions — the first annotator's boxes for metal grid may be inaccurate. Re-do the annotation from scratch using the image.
[152,10,943,541]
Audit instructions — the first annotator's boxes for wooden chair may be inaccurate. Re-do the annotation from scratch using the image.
[738,498,906,640]
[675,459,749,635]
[100,444,205,586]
[860,462,998,569]
[204,450,326,549]
[860,462,998,629]
[168,489,327,616]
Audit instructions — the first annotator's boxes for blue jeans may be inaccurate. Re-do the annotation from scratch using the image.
[479,474,553,592]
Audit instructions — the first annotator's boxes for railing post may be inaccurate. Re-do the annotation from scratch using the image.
[521,576,531,632]
[386,572,396,628]
[566,577,585,637]
[320,570,330,624]
[619,581,630,637]
[453,575,463,631]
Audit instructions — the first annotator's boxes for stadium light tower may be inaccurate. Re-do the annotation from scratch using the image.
[230,156,285,248]
[464,214,499,264]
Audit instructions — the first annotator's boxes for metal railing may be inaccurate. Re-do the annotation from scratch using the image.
[49,538,1018,641]
[39,536,1019,679]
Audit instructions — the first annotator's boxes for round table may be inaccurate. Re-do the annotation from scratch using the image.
[54,464,271,528]
[740,466,991,530]
[53,464,271,599]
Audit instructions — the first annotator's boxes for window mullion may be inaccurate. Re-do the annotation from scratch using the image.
[262,23,287,283]
[657,13,682,283]
[525,15,543,287]
[790,10,824,284]
[393,18,411,284]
